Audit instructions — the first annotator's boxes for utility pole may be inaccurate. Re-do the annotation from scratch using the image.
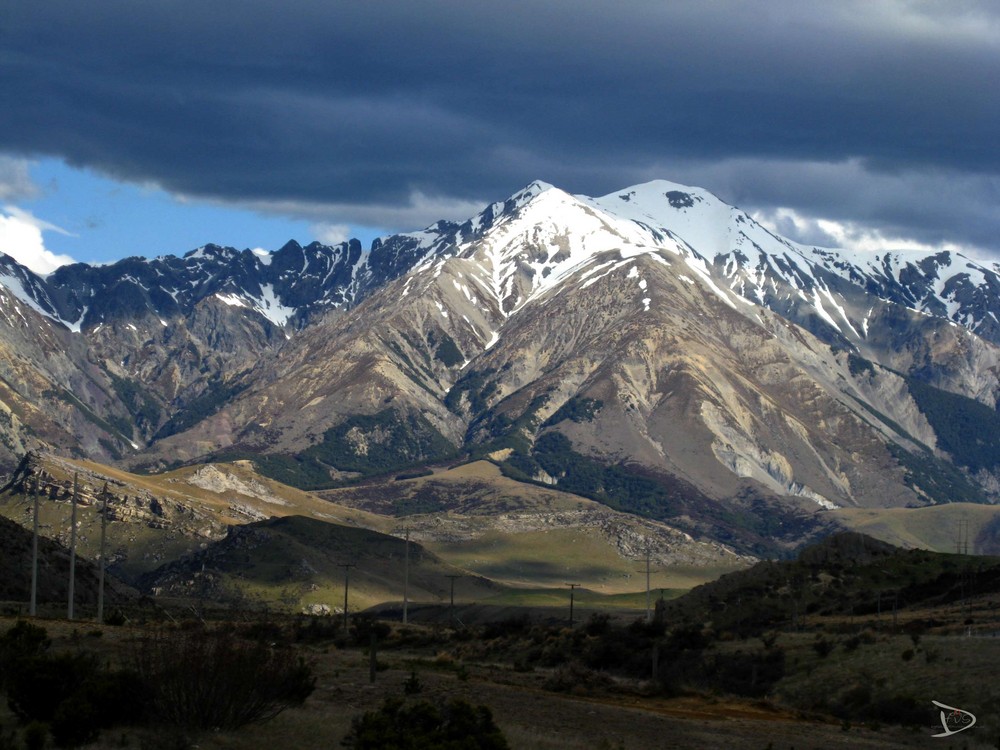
[446,575,461,627]
[956,519,970,555]
[97,483,109,624]
[645,546,652,622]
[30,474,39,617]
[340,563,355,631]
[403,528,410,625]
[567,583,579,627]
[68,473,78,621]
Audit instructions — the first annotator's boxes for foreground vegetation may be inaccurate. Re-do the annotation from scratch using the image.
[2,597,996,748]
[4,533,1000,748]
[0,620,316,749]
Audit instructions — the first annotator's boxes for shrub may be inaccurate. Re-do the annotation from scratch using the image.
[813,637,834,658]
[403,671,423,695]
[867,694,926,726]
[544,662,614,694]
[6,651,146,749]
[343,697,508,749]
[839,683,872,711]
[7,653,99,724]
[481,614,532,640]
[23,723,47,750]
[293,614,343,643]
[0,621,50,690]
[703,648,786,698]
[584,613,612,637]
[0,724,17,750]
[50,694,101,748]
[131,629,315,730]
[350,614,392,645]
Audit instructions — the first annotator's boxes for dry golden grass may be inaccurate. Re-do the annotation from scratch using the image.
[830,502,1000,554]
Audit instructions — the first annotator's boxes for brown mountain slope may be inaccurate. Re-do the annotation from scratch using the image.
[128,185,999,539]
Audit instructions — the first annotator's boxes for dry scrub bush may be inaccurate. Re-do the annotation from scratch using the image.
[131,627,315,731]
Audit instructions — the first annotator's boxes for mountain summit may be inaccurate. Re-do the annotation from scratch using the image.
[2,178,1000,553]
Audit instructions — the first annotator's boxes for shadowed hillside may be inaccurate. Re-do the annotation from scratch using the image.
[139,514,502,612]
[0,514,135,613]
[666,532,1000,636]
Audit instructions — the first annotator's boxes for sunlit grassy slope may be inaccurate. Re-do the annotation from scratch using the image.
[830,502,1000,554]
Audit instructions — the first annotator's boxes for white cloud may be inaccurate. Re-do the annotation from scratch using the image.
[0,156,39,202]
[754,206,972,257]
[311,222,351,245]
[232,190,488,235]
[0,206,76,274]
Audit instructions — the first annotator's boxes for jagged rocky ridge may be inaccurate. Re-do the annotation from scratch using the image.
[2,179,1000,552]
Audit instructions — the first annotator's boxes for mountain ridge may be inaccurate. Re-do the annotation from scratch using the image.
[3,178,1000,555]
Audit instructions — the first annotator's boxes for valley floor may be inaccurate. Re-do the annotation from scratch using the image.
[0,615,959,750]
[199,644,939,750]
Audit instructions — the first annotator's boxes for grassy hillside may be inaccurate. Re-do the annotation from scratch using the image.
[317,460,749,594]
[665,532,1000,636]
[140,514,501,612]
[0,454,391,584]
[829,502,1000,554]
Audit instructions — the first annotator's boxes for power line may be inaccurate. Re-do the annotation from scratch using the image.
[956,518,970,555]
[403,528,410,625]
[29,474,39,617]
[566,583,580,627]
[97,482,109,624]
[445,575,461,627]
[340,563,355,631]
[68,472,78,621]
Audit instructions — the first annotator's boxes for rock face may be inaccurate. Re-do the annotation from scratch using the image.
[2,178,1000,551]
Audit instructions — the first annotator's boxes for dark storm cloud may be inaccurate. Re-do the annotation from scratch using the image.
[2,1,999,249]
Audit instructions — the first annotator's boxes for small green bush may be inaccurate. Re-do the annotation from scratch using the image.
[813,637,834,658]
[6,651,146,749]
[7,653,99,725]
[350,614,391,645]
[403,671,423,695]
[0,621,50,690]
[0,724,18,750]
[23,722,47,750]
[343,697,508,749]
[50,694,101,748]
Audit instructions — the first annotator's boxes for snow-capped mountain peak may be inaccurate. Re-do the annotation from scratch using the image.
[3,175,1000,551]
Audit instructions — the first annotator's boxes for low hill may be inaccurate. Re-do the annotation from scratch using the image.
[0,513,135,614]
[316,460,751,592]
[0,452,390,584]
[0,454,752,611]
[667,532,1000,636]
[139,514,500,612]
[829,502,1000,554]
